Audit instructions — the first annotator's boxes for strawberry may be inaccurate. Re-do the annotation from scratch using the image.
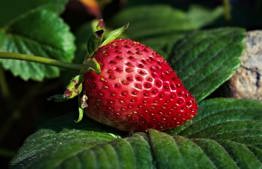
[83,39,197,131]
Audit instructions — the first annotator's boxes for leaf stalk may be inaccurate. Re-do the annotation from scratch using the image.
[0,52,82,71]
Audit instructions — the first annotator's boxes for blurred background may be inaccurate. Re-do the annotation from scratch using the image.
[0,0,261,168]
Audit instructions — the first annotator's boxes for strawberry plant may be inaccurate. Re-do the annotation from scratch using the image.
[0,0,261,169]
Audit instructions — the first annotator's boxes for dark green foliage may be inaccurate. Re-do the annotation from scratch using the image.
[11,99,262,169]
[109,5,223,54]
[0,0,68,26]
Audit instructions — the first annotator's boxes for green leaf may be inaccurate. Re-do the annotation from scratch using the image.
[0,10,75,81]
[168,28,245,101]
[170,98,262,140]
[10,115,152,169]
[164,98,262,169]
[11,99,262,169]
[0,0,69,27]
[109,5,223,52]
[186,5,223,29]
[110,5,222,39]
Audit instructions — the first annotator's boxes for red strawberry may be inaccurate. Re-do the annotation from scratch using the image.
[83,39,197,131]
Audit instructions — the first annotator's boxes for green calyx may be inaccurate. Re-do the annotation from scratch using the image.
[48,75,83,102]
[51,19,128,123]
[85,19,128,59]
[83,19,127,74]
[101,23,129,46]
[68,19,128,122]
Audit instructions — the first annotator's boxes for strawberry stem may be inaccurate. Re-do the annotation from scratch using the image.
[0,52,82,71]
[0,67,10,98]
[223,0,231,20]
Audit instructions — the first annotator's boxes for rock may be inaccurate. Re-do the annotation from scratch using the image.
[230,31,262,100]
